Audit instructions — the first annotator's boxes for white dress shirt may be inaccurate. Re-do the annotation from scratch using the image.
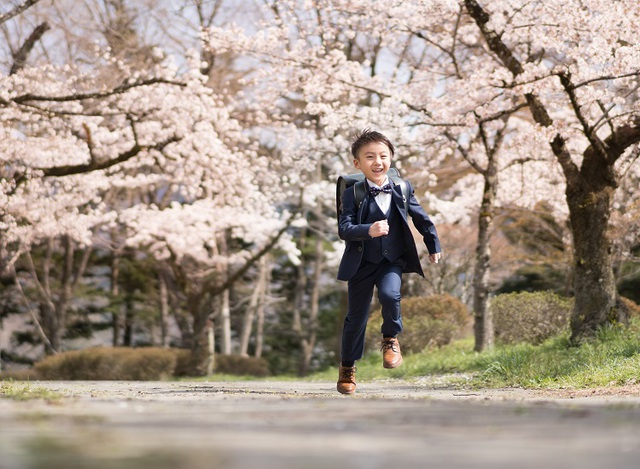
[367,177,391,215]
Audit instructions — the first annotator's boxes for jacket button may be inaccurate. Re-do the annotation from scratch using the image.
[384,250,388,255]
[358,247,363,252]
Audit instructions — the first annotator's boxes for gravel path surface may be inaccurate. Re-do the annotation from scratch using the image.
[2,379,640,469]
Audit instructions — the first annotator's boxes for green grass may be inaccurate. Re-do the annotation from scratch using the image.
[0,381,62,401]
[307,336,483,383]
[476,324,640,389]
[307,319,640,390]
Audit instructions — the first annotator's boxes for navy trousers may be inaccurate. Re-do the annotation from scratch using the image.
[341,259,403,362]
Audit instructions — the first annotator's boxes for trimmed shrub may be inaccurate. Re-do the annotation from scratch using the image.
[620,296,640,319]
[173,349,193,377]
[491,291,572,345]
[34,347,178,380]
[0,369,35,381]
[34,347,272,380]
[365,294,470,354]
[215,355,271,377]
[173,351,271,377]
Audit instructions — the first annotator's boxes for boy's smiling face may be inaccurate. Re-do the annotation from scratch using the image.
[353,141,391,187]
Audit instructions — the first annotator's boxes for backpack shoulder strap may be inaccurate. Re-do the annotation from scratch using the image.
[354,180,366,210]
[389,174,409,213]
[400,180,409,213]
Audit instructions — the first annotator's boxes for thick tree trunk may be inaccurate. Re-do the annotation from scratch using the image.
[186,296,211,376]
[173,309,193,349]
[568,184,623,341]
[188,328,210,376]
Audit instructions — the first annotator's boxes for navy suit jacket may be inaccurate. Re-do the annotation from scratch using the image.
[337,179,441,281]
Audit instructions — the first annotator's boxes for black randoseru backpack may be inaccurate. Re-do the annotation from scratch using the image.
[335,167,409,224]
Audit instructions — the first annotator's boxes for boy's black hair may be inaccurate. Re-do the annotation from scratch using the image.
[350,128,395,159]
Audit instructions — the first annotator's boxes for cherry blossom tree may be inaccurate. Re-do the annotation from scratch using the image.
[1,1,299,372]
[204,0,640,349]
[462,0,640,341]
[202,0,553,352]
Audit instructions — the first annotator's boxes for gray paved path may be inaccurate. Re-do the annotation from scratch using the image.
[2,380,640,469]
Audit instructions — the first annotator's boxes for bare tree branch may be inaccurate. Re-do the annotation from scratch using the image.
[0,0,42,26]
[10,21,50,75]
[8,77,186,105]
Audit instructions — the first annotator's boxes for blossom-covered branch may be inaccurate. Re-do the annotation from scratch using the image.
[39,135,180,177]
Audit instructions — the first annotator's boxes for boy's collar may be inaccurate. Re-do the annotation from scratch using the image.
[366,176,390,189]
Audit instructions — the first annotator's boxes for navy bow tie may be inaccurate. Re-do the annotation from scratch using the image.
[369,184,392,197]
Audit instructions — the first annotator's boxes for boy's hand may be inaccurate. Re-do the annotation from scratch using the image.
[368,220,389,238]
[428,253,441,264]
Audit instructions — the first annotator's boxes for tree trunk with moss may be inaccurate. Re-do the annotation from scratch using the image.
[566,152,625,340]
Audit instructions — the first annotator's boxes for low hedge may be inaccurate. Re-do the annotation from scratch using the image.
[620,296,640,319]
[365,294,471,354]
[34,347,178,380]
[33,347,271,380]
[213,354,271,377]
[491,291,572,345]
[172,350,271,378]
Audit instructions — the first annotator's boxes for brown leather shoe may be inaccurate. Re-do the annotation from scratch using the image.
[336,365,356,394]
[381,337,403,369]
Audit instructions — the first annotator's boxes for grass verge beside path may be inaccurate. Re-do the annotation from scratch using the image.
[0,381,62,401]
[307,320,640,391]
[4,321,639,393]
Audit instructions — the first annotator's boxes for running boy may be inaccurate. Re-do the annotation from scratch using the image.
[336,129,441,394]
